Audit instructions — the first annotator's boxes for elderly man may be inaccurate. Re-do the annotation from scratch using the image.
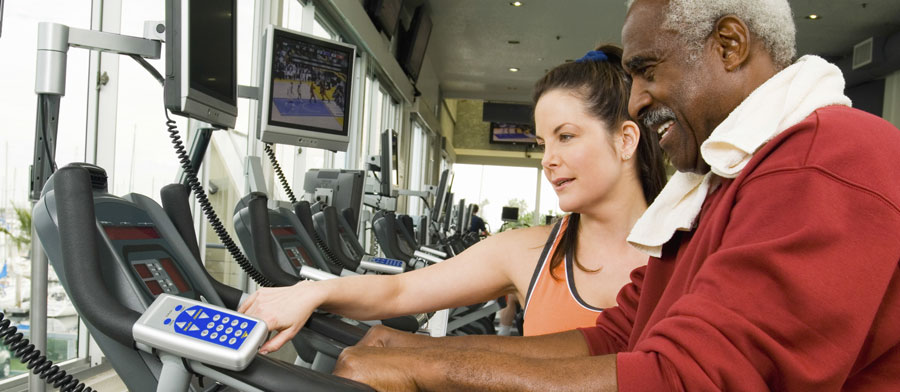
[333,0,900,390]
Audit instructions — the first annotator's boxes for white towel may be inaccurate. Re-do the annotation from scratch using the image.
[627,55,852,258]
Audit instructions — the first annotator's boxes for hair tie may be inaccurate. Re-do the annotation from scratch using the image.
[575,50,608,63]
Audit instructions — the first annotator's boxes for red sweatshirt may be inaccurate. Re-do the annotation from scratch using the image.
[580,106,900,391]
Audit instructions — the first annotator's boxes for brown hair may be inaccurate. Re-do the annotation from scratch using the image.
[532,44,667,278]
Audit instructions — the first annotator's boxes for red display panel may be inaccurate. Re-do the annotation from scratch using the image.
[271,227,296,237]
[159,258,190,293]
[145,280,164,295]
[103,226,161,241]
[133,264,152,279]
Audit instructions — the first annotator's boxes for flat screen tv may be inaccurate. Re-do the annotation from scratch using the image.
[396,5,432,82]
[489,122,537,144]
[364,0,403,39]
[165,0,238,129]
[258,25,356,152]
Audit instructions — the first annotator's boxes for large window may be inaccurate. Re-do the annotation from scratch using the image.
[0,0,92,382]
[451,164,540,233]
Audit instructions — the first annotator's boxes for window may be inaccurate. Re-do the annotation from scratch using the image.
[450,164,539,233]
[0,0,92,382]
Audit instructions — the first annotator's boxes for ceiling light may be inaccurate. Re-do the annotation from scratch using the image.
[805,14,820,20]
[508,40,520,45]
[510,1,523,6]
[508,67,519,72]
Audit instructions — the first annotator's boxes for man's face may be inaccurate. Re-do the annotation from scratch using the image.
[621,0,731,174]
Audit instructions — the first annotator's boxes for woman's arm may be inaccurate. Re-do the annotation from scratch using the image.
[239,226,549,352]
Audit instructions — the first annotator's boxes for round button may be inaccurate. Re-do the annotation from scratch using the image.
[164,318,172,325]
[175,305,183,311]
[240,322,248,329]
[207,322,215,329]
[210,332,218,339]
[222,317,230,324]
[235,330,243,336]
[216,325,223,332]
[213,314,221,321]
[226,327,233,334]
[230,319,239,327]
[219,335,227,342]
[228,338,237,345]
[201,330,209,337]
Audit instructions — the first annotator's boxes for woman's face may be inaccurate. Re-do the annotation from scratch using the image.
[535,89,626,213]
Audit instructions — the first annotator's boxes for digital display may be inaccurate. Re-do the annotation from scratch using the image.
[104,226,161,241]
[268,29,353,136]
[160,258,190,293]
[271,227,296,237]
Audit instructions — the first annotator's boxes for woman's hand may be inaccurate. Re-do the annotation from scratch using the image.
[238,280,323,353]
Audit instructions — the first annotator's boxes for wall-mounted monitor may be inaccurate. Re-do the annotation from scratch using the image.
[165,0,238,129]
[378,129,399,196]
[489,122,537,145]
[430,169,451,223]
[501,206,519,222]
[364,0,403,39]
[259,25,356,152]
[303,169,365,233]
[396,5,432,82]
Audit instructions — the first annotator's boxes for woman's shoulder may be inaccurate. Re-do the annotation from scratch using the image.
[487,222,557,249]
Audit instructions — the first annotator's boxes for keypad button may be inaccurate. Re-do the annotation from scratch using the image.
[201,330,209,337]
[228,338,237,345]
[175,305,183,311]
[213,315,221,321]
[211,332,219,339]
[222,317,230,324]
[164,318,172,325]
[226,327,233,334]
[219,335,227,342]
[235,330,243,336]
[207,322,215,329]
[231,319,239,327]
[216,325,223,332]
[240,322,248,329]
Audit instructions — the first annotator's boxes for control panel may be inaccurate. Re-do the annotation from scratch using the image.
[133,294,267,371]
[359,255,405,274]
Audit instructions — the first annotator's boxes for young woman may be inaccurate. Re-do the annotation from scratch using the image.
[240,45,667,353]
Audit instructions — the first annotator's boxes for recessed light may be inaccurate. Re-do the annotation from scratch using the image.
[805,14,820,20]
[510,1,523,6]
[509,67,520,72]
[508,40,520,45]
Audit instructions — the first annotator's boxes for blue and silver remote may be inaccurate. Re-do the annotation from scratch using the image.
[133,294,268,371]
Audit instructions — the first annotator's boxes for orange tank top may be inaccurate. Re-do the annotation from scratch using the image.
[522,215,603,336]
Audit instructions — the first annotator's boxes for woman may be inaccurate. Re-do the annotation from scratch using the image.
[240,45,666,353]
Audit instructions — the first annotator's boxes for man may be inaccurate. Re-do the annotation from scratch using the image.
[333,0,900,390]
[468,204,487,236]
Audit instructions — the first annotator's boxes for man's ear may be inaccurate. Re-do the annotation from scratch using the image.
[713,15,750,72]
[619,120,640,160]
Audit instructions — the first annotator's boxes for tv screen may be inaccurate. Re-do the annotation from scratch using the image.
[501,206,519,222]
[365,0,403,39]
[165,0,238,129]
[378,129,399,196]
[397,5,432,82]
[490,122,537,144]
[259,25,356,152]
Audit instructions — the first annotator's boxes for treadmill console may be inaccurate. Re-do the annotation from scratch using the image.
[134,294,268,371]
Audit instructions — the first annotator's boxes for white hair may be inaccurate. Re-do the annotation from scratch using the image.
[625,0,796,69]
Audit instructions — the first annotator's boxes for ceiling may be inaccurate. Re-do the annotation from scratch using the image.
[421,0,900,103]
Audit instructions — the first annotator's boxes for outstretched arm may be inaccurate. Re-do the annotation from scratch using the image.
[239,227,548,352]
[333,344,615,392]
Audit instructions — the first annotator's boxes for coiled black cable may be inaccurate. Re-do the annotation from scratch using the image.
[165,111,273,287]
[263,143,297,204]
[0,312,92,392]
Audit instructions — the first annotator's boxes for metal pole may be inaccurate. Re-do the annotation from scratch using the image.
[28,222,48,392]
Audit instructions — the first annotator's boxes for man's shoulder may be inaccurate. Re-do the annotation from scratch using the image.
[746,105,900,203]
